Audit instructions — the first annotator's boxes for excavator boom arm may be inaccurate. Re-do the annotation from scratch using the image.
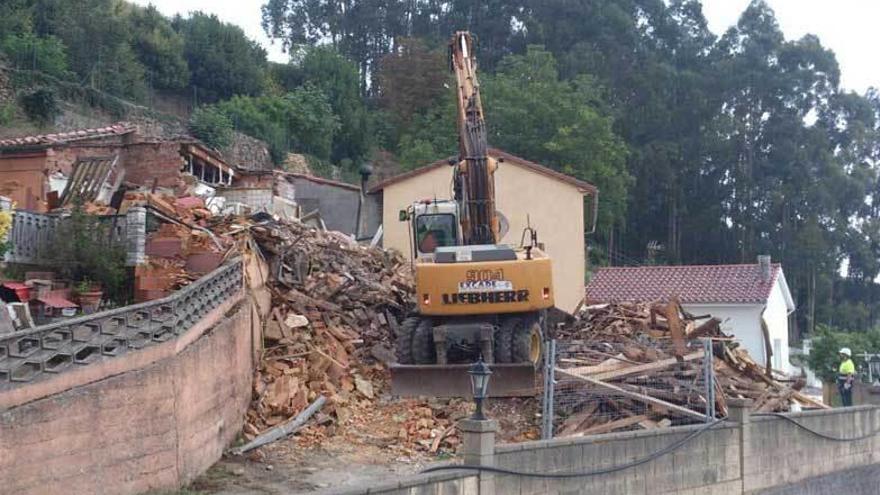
[450,32,498,245]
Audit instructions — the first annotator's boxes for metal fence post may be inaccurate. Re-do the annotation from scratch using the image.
[703,338,716,422]
[541,338,557,439]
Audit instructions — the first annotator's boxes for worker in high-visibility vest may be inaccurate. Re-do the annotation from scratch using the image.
[838,347,856,407]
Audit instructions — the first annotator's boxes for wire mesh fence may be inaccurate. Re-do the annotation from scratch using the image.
[542,337,718,439]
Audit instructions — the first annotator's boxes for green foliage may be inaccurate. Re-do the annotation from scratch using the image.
[482,46,631,230]
[19,87,59,124]
[0,104,15,126]
[50,202,129,305]
[806,325,880,382]
[0,32,70,78]
[0,0,35,38]
[299,46,372,166]
[31,0,148,99]
[394,93,458,169]
[189,106,233,149]
[212,86,339,163]
[128,5,189,90]
[173,12,267,102]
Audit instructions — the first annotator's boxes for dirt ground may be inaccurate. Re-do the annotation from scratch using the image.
[182,396,540,494]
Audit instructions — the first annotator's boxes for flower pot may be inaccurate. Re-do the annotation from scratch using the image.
[76,289,103,314]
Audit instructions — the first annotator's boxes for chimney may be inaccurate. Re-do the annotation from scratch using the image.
[758,255,771,282]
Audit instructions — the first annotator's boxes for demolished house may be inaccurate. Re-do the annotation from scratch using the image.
[218,170,371,236]
[0,123,239,212]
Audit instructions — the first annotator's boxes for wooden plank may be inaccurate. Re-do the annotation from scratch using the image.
[667,297,687,358]
[577,415,648,435]
[566,350,705,382]
[559,402,599,436]
[556,369,707,421]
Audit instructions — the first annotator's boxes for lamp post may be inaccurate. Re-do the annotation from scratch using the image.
[468,356,492,420]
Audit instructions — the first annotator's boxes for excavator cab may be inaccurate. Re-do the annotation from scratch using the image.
[401,200,461,259]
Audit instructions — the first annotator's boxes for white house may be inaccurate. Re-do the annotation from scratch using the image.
[585,256,796,374]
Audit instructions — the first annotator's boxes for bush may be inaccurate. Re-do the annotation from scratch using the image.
[50,201,129,305]
[806,325,880,382]
[0,104,15,126]
[189,106,233,149]
[19,87,60,125]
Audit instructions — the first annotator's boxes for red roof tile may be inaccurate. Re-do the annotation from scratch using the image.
[0,123,136,150]
[585,263,783,305]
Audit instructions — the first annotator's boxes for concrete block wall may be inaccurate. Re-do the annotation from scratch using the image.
[0,300,254,494]
[335,405,880,495]
[493,423,742,495]
[743,406,880,493]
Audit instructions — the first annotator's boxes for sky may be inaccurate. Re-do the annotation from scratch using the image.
[132,0,880,94]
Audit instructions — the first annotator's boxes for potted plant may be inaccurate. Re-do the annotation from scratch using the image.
[75,279,103,314]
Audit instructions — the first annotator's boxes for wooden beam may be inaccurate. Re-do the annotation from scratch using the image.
[565,350,704,382]
[556,369,707,421]
[576,415,648,436]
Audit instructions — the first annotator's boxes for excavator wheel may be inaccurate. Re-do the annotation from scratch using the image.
[395,316,420,364]
[494,319,515,363]
[411,318,436,364]
[510,316,543,365]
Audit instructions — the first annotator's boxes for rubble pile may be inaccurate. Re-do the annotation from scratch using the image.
[125,192,231,301]
[213,216,420,445]
[554,301,826,437]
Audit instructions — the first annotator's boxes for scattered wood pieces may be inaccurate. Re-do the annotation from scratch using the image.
[554,301,827,438]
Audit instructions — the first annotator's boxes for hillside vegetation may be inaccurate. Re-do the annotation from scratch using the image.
[3,0,880,340]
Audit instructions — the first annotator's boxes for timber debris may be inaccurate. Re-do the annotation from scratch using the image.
[554,301,825,437]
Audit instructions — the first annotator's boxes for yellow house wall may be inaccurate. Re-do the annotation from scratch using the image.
[381,161,586,313]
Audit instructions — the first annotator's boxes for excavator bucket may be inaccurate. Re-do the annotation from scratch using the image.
[389,363,539,398]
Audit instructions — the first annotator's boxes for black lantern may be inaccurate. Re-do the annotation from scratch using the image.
[468,357,492,420]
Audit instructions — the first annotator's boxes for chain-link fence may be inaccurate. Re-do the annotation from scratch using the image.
[542,337,719,439]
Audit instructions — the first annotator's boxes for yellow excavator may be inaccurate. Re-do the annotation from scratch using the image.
[392,32,555,396]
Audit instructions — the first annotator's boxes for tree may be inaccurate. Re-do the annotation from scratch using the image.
[173,12,268,102]
[299,46,372,165]
[481,46,631,231]
[32,0,148,99]
[128,4,189,90]
[376,37,448,133]
[213,86,339,163]
[189,106,233,149]
[0,32,71,79]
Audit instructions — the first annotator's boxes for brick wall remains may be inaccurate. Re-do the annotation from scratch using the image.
[0,301,254,495]
[123,141,185,188]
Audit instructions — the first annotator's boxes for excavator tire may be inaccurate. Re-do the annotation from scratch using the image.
[395,316,420,364]
[510,316,542,365]
[494,319,516,363]
[411,318,436,364]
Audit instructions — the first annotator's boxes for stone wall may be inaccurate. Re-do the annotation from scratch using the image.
[0,299,256,495]
[223,132,273,171]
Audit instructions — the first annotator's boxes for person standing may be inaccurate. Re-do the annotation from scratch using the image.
[838,347,856,407]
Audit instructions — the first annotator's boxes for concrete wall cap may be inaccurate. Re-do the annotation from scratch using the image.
[727,398,754,408]
[458,418,499,433]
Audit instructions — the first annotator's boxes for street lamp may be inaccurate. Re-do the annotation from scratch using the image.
[468,356,492,420]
